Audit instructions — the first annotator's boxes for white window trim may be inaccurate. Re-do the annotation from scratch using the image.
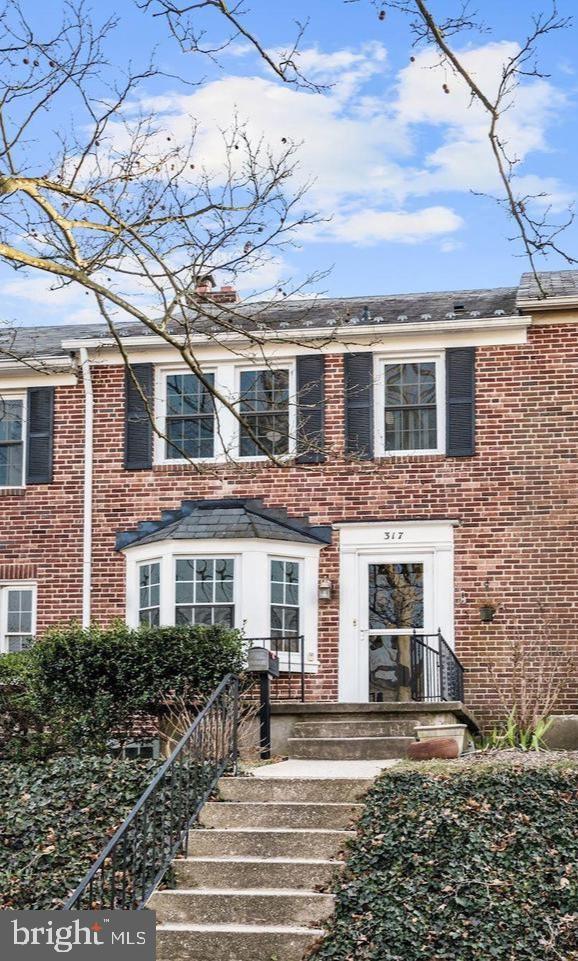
[268,554,303,654]
[0,582,37,654]
[235,362,296,463]
[0,391,27,489]
[125,538,320,672]
[155,365,219,466]
[373,350,446,458]
[154,361,296,465]
[137,558,162,626]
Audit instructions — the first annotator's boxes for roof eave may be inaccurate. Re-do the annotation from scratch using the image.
[61,314,529,353]
[518,296,578,312]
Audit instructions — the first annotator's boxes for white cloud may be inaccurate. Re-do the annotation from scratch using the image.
[128,37,568,248]
[307,206,463,246]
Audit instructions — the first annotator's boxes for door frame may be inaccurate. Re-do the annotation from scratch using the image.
[338,521,456,703]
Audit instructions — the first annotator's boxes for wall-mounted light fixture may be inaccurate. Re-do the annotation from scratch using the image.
[479,603,497,624]
[319,577,333,601]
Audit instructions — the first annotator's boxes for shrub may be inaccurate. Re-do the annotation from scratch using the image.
[311,762,578,961]
[1,623,246,756]
[0,755,160,909]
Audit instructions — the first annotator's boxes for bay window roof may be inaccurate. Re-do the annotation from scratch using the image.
[116,498,332,551]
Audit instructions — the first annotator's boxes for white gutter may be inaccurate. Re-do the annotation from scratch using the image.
[79,347,93,629]
[518,297,578,312]
[60,314,529,351]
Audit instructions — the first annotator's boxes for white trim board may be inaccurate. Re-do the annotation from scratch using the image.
[338,521,455,702]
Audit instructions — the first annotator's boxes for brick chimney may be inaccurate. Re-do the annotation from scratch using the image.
[194,275,239,305]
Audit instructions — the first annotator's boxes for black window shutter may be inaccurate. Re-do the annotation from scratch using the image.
[344,352,373,459]
[125,364,154,470]
[446,347,476,456]
[296,354,325,464]
[26,386,55,484]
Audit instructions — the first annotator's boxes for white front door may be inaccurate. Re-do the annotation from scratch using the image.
[338,523,455,703]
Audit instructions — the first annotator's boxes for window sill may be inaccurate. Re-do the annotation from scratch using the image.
[0,487,26,497]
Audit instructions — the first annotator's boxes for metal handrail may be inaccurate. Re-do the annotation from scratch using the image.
[65,673,240,910]
[247,635,305,702]
[410,631,465,703]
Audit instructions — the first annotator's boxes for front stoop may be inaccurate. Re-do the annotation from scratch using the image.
[154,776,369,961]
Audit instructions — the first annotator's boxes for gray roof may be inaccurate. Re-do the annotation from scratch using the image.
[0,284,520,360]
[116,498,333,550]
[517,270,578,303]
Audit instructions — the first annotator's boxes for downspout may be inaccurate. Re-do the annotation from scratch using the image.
[79,347,93,628]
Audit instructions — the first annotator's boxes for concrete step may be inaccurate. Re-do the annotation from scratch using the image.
[200,801,363,831]
[188,828,354,860]
[288,736,413,761]
[151,888,335,926]
[157,923,324,961]
[294,719,419,738]
[174,856,340,891]
[218,776,373,803]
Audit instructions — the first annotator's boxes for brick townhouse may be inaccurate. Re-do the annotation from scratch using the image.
[0,269,577,725]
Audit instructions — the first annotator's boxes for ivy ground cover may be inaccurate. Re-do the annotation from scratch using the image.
[312,759,578,961]
[0,756,159,909]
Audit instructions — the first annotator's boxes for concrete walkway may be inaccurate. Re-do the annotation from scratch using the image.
[246,758,399,779]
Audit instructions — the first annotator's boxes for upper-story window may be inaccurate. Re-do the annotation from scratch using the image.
[165,372,215,460]
[0,584,36,653]
[375,355,445,456]
[175,557,235,627]
[0,396,25,487]
[239,369,290,458]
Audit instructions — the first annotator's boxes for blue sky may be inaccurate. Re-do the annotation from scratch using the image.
[3,0,578,324]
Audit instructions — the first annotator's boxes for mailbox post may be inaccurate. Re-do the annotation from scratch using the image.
[247,646,280,760]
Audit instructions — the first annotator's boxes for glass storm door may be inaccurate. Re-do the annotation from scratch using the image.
[360,556,433,702]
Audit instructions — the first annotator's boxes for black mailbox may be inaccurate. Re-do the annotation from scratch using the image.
[247,646,280,678]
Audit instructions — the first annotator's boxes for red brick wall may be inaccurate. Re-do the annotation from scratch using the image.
[3,322,578,726]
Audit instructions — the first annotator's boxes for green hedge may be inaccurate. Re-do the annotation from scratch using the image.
[312,763,578,961]
[0,756,160,909]
[0,623,246,756]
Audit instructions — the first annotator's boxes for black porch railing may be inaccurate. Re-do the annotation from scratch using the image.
[410,631,465,703]
[65,673,240,910]
[247,635,306,702]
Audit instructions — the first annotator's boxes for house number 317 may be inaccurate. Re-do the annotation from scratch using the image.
[384,531,404,540]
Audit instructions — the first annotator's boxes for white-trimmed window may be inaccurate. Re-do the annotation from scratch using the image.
[163,371,215,461]
[238,368,291,458]
[375,354,445,456]
[138,561,160,626]
[0,395,25,487]
[0,584,36,653]
[125,539,321,672]
[270,559,300,653]
[175,557,235,627]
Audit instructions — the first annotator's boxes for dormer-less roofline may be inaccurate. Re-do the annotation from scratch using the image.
[60,314,529,352]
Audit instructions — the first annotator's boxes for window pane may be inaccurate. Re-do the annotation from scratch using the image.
[175,558,234,628]
[165,373,215,459]
[384,362,437,452]
[270,560,300,641]
[239,370,290,457]
[0,442,23,486]
[368,563,424,630]
[0,400,23,442]
[138,562,160,626]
